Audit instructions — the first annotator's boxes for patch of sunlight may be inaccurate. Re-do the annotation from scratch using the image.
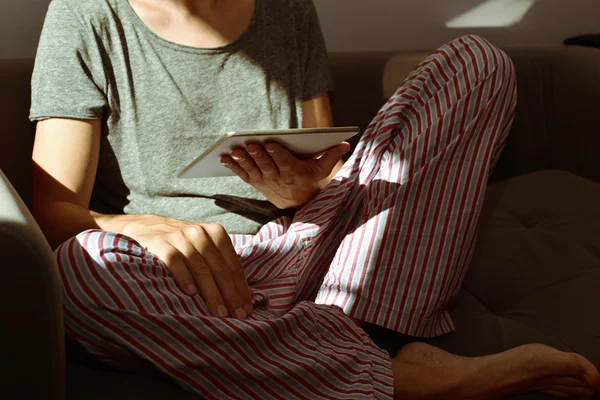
[446,0,537,28]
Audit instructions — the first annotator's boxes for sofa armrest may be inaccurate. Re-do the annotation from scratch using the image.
[0,168,65,399]
[491,47,600,184]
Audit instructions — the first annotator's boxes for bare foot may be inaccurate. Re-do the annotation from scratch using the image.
[391,342,600,400]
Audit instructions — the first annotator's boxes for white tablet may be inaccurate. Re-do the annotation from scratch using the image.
[178,126,360,178]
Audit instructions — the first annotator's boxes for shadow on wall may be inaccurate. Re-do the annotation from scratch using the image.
[0,0,49,59]
[315,0,600,51]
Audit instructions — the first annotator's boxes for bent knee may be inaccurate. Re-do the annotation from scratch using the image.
[58,229,139,269]
[56,229,153,307]
[451,35,515,84]
[58,229,148,263]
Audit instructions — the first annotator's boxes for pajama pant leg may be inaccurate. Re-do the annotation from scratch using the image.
[57,35,516,400]
[299,34,517,337]
[58,230,393,399]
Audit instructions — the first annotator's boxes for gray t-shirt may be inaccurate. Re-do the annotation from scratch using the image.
[30,0,332,234]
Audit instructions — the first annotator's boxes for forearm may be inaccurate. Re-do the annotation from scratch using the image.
[32,201,156,249]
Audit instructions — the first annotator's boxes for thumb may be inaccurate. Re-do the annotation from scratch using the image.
[315,142,351,175]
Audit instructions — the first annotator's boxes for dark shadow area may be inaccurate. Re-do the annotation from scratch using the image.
[564,33,600,48]
[213,194,295,223]
[0,59,36,206]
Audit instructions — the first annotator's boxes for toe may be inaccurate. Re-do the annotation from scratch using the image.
[542,386,595,398]
[546,377,592,388]
[573,354,600,389]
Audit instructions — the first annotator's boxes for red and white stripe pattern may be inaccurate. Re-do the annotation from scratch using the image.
[57,35,516,399]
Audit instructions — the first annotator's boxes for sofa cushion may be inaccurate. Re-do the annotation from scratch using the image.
[431,171,600,365]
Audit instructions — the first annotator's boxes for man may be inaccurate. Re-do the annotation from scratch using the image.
[30,0,600,398]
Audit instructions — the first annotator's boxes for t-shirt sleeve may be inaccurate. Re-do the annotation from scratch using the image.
[29,0,107,121]
[298,0,333,100]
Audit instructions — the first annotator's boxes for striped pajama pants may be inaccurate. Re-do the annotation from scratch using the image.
[57,35,517,399]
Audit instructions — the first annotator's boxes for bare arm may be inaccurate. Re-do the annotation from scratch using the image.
[302,92,333,129]
[32,118,103,247]
[31,118,252,319]
[31,118,147,247]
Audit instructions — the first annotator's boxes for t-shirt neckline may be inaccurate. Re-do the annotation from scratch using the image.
[121,0,261,54]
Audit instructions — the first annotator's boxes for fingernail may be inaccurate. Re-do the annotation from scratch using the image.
[217,305,229,318]
[232,155,242,161]
[266,147,275,154]
[234,308,247,319]
[221,160,231,167]
[243,304,253,316]
[247,150,258,157]
[185,284,197,296]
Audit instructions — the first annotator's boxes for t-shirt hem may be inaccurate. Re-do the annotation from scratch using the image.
[29,109,103,122]
[302,85,333,101]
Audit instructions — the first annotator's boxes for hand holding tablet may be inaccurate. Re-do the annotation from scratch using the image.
[178,126,360,178]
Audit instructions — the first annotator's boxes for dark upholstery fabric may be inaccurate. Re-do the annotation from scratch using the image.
[438,170,600,356]
[490,47,600,185]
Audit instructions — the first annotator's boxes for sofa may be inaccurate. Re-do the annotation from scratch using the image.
[1,46,599,400]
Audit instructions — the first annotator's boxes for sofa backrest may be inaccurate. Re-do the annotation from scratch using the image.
[496,47,600,184]
[380,47,600,184]
[0,59,35,205]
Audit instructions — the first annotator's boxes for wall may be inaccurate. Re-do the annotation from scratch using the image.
[0,0,49,59]
[314,0,600,51]
[1,0,599,59]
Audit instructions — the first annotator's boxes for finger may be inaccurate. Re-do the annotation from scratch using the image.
[230,149,262,180]
[245,144,279,179]
[314,142,351,176]
[221,156,249,181]
[203,224,253,317]
[169,231,229,318]
[264,142,297,173]
[151,239,197,297]
[187,225,248,319]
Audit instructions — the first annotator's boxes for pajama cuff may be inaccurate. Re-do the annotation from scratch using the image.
[366,339,395,399]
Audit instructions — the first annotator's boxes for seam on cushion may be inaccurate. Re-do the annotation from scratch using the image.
[549,236,600,267]
[558,235,600,268]
[508,209,541,230]
[451,287,510,351]
[500,314,577,353]
[450,289,576,353]
[460,286,495,316]
[463,268,597,317]
[510,270,598,310]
